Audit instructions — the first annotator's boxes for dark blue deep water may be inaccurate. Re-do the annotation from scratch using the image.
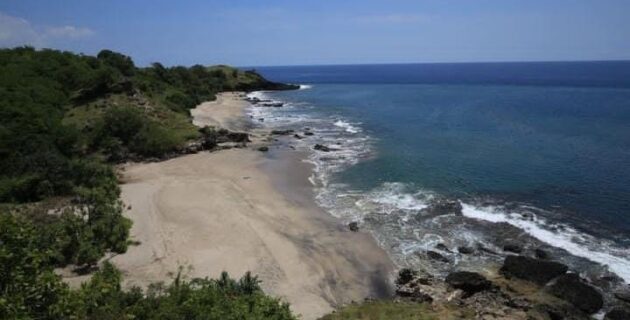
[251,62,630,281]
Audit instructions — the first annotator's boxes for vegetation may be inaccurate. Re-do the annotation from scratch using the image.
[319,300,474,320]
[0,47,298,319]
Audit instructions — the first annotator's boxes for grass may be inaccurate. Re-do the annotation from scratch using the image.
[319,301,475,320]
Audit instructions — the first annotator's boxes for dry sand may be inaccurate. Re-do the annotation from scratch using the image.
[111,93,394,319]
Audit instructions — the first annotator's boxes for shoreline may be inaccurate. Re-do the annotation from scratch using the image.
[111,93,394,319]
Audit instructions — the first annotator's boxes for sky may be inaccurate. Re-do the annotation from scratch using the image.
[1,0,629,67]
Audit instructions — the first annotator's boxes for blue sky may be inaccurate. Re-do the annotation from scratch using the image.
[1,0,629,66]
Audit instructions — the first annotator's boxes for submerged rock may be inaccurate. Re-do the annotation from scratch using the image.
[500,255,568,285]
[605,307,630,320]
[271,129,294,135]
[458,246,475,254]
[547,273,603,314]
[503,242,523,253]
[445,271,493,296]
[313,144,333,152]
[426,250,450,263]
[421,199,463,216]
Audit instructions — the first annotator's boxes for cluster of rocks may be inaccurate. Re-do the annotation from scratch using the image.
[245,96,284,107]
[394,253,628,319]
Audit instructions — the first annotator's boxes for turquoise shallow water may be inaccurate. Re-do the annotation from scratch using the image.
[250,62,630,282]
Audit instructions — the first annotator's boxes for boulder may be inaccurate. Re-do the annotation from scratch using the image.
[435,243,451,252]
[293,134,303,139]
[500,255,568,285]
[314,144,332,152]
[258,146,269,152]
[427,250,450,263]
[304,131,314,136]
[535,248,550,260]
[445,271,493,296]
[396,268,418,286]
[547,273,603,314]
[503,242,523,253]
[348,222,359,232]
[605,307,630,320]
[458,246,475,254]
[614,287,630,303]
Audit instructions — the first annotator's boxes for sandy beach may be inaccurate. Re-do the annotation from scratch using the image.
[111,92,394,319]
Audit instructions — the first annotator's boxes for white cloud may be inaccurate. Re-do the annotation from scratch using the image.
[44,25,94,39]
[0,11,94,47]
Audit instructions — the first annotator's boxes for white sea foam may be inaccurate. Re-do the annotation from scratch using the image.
[461,203,630,282]
[333,120,361,133]
[299,84,313,90]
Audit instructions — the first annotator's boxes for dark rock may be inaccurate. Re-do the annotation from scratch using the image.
[458,246,474,254]
[605,307,630,320]
[396,268,418,286]
[547,273,603,314]
[303,131,314,136]
[500,255,568,285]
[395,286,434,303]
[271,129,294,135]
[260,102,284,107]
[258,146,269,152]
[535,248,550,260]
[348,222,359,232]
[426,250,450,263]
[435,243,451,252]
[614,287,630,303]
[445,271,493,296]
[503,242,523,253]
[531,303,590,320]
[421,199,463,216]
[293,134,303,139]
[314,144,332,152]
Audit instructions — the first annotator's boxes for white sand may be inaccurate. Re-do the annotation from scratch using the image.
[111,93,394,319]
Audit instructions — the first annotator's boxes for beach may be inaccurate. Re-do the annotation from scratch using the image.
[111,93,394,319]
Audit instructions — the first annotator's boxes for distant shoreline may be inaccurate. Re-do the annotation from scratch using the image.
[110,92,394,320]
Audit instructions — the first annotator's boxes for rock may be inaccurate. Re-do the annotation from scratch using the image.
[605,307,630,320]
[303,131,314,136]
[395,285,434,303]
[531,303,590,320]
[421,199,463,216]
[614,287,630,303]
[535,248,550,260]
[427,250,450,263]
[503,242,523,253]
[547,273,603,314]
[396,268,418,286]
[293,134,303,139]
[260,102,284,107]
[445,271,493,296]
[313,144,332,152]
[258,146,269,152]
[458,246,475,254]
[271,129,294,135]
[500,255,568,285]
[348,222,359,232]
[435,243,451,252]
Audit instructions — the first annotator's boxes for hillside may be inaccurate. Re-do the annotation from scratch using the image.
[0,47,298,319]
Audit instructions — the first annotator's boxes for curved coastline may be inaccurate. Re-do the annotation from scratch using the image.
[111,93,394,320]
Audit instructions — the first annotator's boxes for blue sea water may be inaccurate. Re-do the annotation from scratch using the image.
[249,62,630,282]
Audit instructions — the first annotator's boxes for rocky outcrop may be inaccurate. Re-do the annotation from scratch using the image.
[499,255,568,285]
[419,199,463,217]
[445,271,493,296]
[547,273,603,314]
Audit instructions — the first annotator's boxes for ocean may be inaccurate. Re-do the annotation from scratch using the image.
[248,62,630,284]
